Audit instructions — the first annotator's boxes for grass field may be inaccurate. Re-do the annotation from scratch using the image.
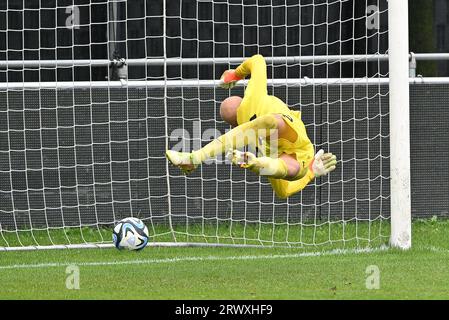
[0,218,448,300]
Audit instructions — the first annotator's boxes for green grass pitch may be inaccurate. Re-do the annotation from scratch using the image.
[0,219,448,300]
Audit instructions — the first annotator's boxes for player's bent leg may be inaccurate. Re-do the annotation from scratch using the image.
[274,114,298,143]
[268,172,315,199]
[190,113,280,163]
[268,178,300,199]
[268,178,290,199]
[231,150,329,199]
[166,113,309,176]
[228,150,288,178]
[229,151,300,180]
[278,153,301,179]
[166,114,280,175]
[268,153,317,199]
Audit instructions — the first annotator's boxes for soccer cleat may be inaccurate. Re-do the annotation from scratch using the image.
[309,149,337,178]
[165,150,198,175]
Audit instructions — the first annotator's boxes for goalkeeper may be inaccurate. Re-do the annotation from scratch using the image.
[166,54,337,199]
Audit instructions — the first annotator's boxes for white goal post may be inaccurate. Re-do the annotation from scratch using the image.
[0,0,412,251]
[388,0,411,250]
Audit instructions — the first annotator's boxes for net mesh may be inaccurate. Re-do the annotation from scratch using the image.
[0,0,390,249]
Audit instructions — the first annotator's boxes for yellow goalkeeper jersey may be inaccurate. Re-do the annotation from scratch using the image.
[234,54,314,165]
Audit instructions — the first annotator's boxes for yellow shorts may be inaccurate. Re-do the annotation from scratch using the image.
[275,111,314,170]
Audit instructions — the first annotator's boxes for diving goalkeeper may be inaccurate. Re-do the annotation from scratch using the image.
[166,54,337,199]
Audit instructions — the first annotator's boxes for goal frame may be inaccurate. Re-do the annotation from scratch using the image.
[0,0,413,251]
[388,0,411,250]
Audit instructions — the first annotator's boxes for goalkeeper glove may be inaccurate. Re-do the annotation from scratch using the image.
[227,149,256,168]
[309,149,337,178]
[219,69,242,89]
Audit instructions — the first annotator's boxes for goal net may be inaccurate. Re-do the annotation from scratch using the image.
[0,0,393,250]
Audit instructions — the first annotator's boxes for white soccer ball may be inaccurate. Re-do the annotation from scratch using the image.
[112,217,149,251]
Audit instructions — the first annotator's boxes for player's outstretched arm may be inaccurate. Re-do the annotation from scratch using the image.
[219,69,242,89]
[219,54,267,97]
[229,148,337,179]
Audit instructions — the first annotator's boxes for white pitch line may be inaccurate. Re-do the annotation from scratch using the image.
[0,246,389,270]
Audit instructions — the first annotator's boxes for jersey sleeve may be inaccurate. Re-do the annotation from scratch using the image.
[235,54,268,99]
